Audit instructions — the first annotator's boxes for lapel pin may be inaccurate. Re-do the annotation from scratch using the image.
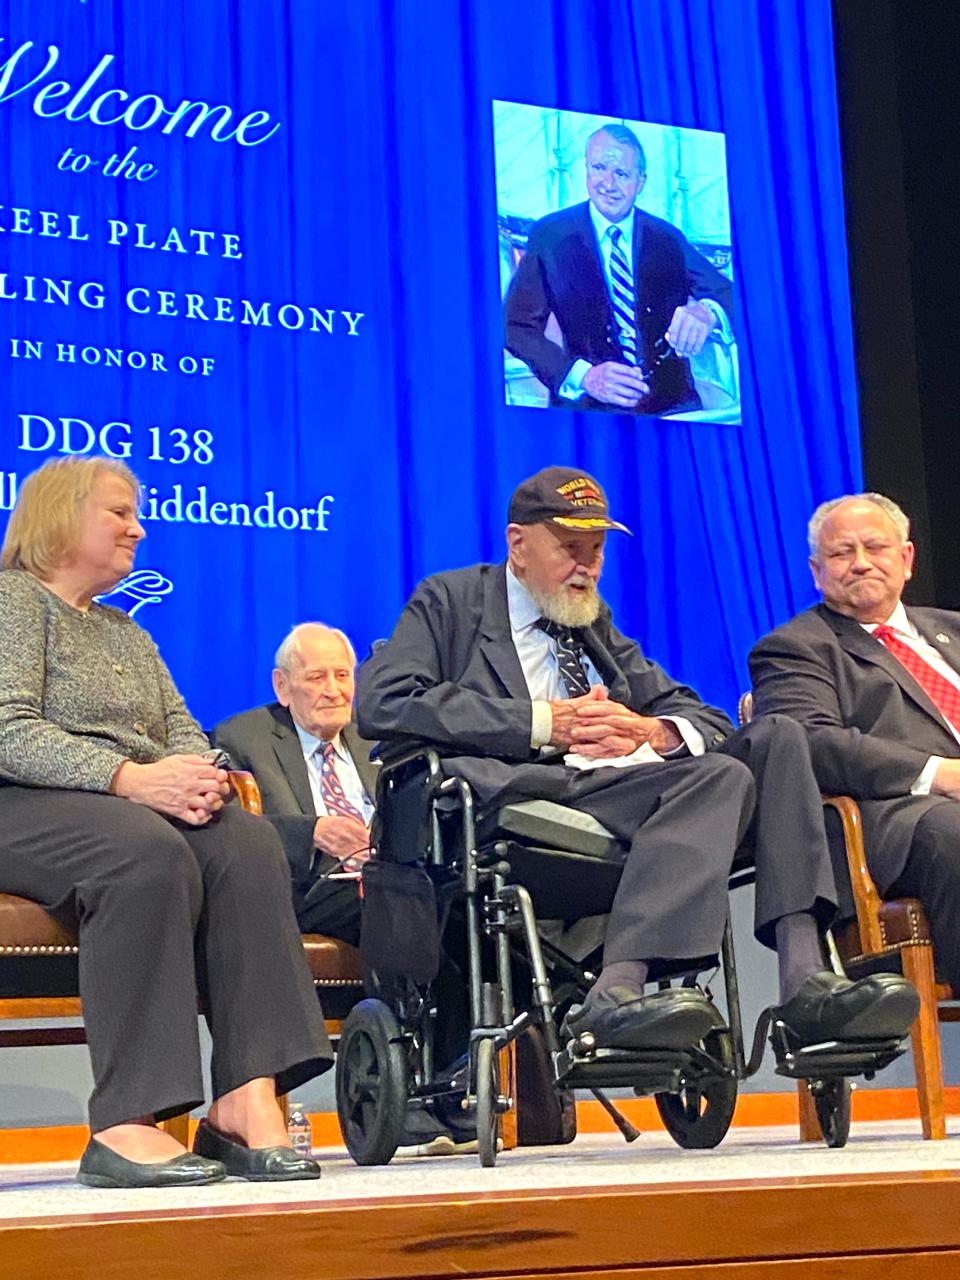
[936,634,950,644]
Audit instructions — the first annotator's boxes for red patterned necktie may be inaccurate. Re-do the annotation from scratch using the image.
[318,742,365,823]
[873,624,960,731]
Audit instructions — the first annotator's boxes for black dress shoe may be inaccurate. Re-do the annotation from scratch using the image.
[77,1138,226,1189]
[774,971,920,1045]
[562,985,717,1050]
[193,1120,322,1181]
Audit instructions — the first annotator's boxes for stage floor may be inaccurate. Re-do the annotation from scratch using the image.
[5,1122,960,1279]
[2,1118,960,1216]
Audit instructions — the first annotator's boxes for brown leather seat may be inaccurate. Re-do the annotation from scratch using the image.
[0,773,364,1047]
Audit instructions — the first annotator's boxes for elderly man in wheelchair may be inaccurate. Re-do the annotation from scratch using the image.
[335,467,919,1165]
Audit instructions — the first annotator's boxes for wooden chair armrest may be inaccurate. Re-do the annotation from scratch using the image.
[822,794,884,954]
[228,770,263,816]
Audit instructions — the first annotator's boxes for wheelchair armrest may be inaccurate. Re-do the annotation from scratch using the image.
[373,747,447,864]
[375,747,446,802]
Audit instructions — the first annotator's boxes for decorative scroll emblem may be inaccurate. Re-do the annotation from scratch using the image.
[97,569,173,617]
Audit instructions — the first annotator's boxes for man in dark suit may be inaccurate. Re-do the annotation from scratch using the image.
[750,492,960,989]
[214,623,378,946]
[357,467,915,1053]
[503,123,734,416]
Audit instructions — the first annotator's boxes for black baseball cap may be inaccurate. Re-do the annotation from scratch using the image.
[508,466,631,534]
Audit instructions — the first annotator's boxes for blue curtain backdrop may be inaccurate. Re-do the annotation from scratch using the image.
[0,0,860,725]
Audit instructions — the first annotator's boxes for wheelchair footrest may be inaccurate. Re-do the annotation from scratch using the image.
[770,1020,907,1080]
[555,1042,733,1095]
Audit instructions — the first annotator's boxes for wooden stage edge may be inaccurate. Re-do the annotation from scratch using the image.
[4,1169,960,1280]
[3,1084,959,1163]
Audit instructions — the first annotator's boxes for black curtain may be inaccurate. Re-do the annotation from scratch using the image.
[834,0,960,605]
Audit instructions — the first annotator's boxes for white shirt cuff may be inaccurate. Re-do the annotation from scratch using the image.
[557,359,593,400]
[699,299,734,345]
[912,756,944,796]
[660,716,705,757]
[531,700,553,749]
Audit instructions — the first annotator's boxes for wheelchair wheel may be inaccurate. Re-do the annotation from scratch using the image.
[812,1077,851,1149]
[475,1037,499,1168]
[336,999,408,1166]
[655,1027,737,1150]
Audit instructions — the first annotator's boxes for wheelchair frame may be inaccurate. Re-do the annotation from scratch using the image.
[335,749,907,1166]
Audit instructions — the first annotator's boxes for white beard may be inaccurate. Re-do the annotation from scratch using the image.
[527,579,602,628]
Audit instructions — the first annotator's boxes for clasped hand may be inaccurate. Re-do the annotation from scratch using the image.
[548,686,682,759]
[113,754,231,826]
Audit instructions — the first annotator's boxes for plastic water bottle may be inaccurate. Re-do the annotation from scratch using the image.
[287,1101,312,1157]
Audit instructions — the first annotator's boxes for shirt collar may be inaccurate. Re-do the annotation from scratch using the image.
[293,721,345,760]
[589,202,636,249]
[861,600,914,637]
[506,564,543,635]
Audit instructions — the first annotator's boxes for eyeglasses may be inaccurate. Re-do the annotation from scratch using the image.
[319,846,375,880]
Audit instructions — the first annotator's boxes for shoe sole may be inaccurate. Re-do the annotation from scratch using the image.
[77,1170,225,1188]
[835,986,921,1041]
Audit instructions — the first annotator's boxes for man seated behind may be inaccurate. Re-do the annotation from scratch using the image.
[750,492,960,992]
[214,623,376,946]
[356,467,916,1058]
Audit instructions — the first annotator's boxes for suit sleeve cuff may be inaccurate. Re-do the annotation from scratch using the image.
[531,700,553,749]
[912,756,943,796]
[659,716,705,758]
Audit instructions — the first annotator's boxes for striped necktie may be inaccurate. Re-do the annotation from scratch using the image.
[318,742,365,823]
[608,225,638,366]
[538,618,591,697]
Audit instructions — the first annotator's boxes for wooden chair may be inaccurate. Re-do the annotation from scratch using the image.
[823,794,955,1139]
[738,692,953,1141]
[0,772,363,1147]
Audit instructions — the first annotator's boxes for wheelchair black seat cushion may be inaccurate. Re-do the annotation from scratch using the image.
[479,801,628,920]
[478,799,623,859]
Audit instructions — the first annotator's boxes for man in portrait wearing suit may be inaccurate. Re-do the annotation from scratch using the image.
[503,123,734,416]
[357,467,915,1054]
[214,623,377,947]
[750,493,960,990]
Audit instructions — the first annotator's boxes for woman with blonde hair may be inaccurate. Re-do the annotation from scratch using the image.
[0,457,330,1187]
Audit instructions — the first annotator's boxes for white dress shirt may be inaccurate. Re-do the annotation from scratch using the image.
[505,566,703,756]
[861,601,960,794]
[293,723,375,824]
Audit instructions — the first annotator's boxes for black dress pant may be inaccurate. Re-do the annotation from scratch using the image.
[295,852,363,946]
[716,715,838,947]
[887,802,960,990]
[0,789,332,1132]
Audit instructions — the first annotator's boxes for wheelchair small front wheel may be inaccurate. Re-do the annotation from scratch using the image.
[655,1027,737,1150]
[812,1077,851,1148]
[336,999,408,1166]
[475,1037,499,1168]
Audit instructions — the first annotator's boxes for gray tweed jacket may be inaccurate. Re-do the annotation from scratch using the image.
[0,570,208,792]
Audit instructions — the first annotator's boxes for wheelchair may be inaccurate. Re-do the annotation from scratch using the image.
[335,748,910,1166]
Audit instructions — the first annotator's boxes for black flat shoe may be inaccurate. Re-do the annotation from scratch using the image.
[77,1138,226,1189]
[774,971,920,1045]
[562,985,717,1050]
[193,1119,322,1182]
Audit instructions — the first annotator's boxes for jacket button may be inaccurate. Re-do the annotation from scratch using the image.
[113,663,124,675]
[133,721,147,735]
